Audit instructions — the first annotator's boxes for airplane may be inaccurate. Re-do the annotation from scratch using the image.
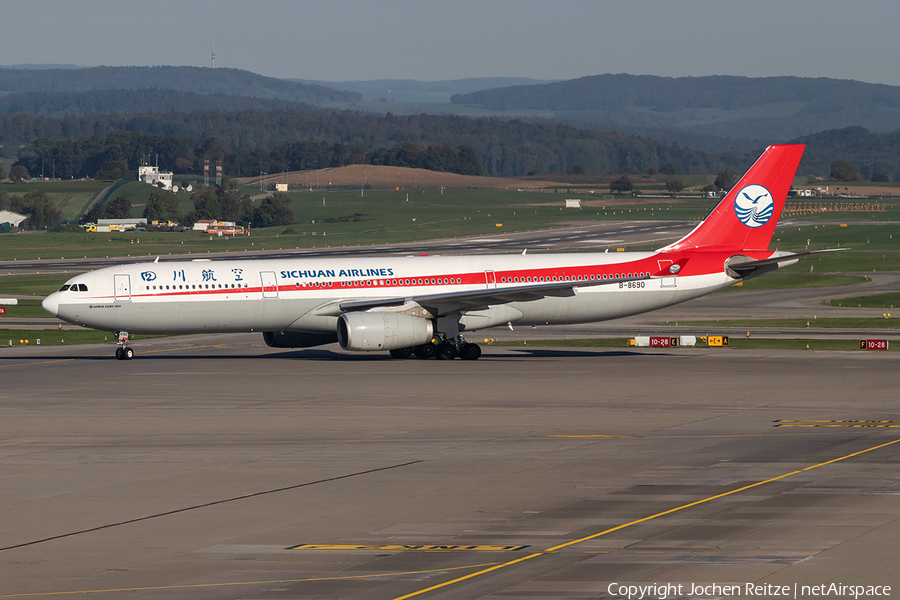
[42,144,821,361]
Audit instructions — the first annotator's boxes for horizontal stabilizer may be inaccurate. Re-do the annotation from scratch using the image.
[727,248,849,276]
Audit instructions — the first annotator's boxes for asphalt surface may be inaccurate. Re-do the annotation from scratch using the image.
[0,339,898,599]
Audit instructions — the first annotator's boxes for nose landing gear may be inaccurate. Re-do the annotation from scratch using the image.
[114,332,134,360]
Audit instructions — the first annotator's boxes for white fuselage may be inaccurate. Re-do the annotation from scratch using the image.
[42,252,735,336]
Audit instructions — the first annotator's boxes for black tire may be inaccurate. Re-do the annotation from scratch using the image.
[390,347,413,359]
[413,342,436,359]
[124,347,134,360]
[436,341,457,360]
[459,343,482,360]
[115,347,124,360]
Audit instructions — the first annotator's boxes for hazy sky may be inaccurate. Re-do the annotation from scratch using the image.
[6,0,900,85]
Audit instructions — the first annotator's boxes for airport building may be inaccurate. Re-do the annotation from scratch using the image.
[138,165,174,191]
[0,210,26,227]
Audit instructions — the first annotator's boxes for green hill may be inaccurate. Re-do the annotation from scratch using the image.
[0,66,360,104]
[450,74,900,141]
[0,89,313,118]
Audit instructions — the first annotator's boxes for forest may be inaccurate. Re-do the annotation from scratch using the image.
[7,110,739,178]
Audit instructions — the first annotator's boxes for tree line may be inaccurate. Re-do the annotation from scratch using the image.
[13,132,486,181]
[1,108,740,177]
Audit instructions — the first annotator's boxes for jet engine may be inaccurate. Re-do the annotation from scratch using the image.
[337,312,433,351]
[263,331,338,348]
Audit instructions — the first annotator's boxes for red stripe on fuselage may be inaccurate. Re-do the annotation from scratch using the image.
[109,251,746,302]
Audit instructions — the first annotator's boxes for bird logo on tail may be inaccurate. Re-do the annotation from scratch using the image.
[734,184,774,228]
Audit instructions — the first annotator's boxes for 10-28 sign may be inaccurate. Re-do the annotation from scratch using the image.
[860,339,889,350]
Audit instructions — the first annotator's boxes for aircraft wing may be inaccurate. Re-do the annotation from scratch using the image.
[334,276,631,318]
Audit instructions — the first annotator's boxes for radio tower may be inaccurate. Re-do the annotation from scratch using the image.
[211,35,216,68]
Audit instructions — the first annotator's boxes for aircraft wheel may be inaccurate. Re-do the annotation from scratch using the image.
[390,347,413,359]
[459,343,482,361]
[436,340,457,360]
[124,347,134,360]
[115,347,124,360]
[413,342,436,359]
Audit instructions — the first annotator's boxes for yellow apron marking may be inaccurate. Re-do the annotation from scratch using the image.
[546,434,632,438]
[390,437,900,600]
[288,544,528,552]
[0,563,499,598]
[775,419,900,428]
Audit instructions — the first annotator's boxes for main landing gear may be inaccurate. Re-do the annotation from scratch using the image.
[390,336,482,361]
[114,331,134,360]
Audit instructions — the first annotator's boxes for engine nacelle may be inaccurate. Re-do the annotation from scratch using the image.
[263,331,338,348]
[337,312,433,351]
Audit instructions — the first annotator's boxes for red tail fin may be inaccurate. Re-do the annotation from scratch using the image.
[662,144,804,252]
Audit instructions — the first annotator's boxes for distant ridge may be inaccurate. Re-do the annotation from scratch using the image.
[0,63,84,70]
[292,77,554,103]
[450,73,900,140]
[0,65,361,104]
[0,89,314,118]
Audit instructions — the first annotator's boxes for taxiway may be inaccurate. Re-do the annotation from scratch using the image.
[1,339,898,598]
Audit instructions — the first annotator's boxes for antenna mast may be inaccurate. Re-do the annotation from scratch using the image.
[211,35,216,68]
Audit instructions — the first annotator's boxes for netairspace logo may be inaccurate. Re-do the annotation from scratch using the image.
[606,582,892,600]
[734,184,775,228]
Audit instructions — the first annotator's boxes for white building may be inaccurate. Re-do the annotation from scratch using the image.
[138,165,174,191]
[565,198,582,208]
[0,210,26,227]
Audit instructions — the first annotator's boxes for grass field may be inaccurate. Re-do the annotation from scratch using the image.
[823,292,900,309]
[670,317,899,329]
[0,298,51,317]
[2,180,109,222]
[0,188,716,261]
[0,274,70,295]
[718,273,868,292]
[2,179,899,262]
[0,330,163,347]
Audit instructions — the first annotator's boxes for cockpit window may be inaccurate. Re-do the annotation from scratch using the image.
[59,284,71,291]
[78,283,88,291]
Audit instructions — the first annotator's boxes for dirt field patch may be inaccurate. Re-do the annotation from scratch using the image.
[237,164,566,190]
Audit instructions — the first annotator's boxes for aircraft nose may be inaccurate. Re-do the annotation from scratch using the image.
[42,293,59,317]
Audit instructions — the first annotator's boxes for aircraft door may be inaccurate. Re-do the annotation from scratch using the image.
[484,270,497,289]
[260,271,279,298]
[113,274,131,302]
